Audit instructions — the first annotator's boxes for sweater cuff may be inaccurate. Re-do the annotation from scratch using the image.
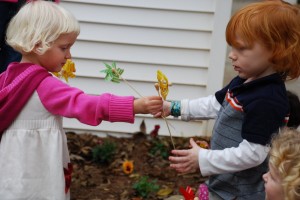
[109,94,134,123]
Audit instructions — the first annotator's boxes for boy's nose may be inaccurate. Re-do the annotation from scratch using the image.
[228,52,237,61]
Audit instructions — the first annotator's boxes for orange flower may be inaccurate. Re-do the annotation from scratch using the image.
[122,160,134,174]
[53,59,76,82]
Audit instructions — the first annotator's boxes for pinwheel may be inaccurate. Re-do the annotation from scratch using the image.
[156,70,169,100]
[101,62,143,97]
[53,59,76,82]
[155,70,175,149]
[101,62,124,83]
[179,186,196,200]
[101,63,176,149]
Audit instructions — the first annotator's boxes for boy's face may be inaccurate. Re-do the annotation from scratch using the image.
[262,164,284,200]
[228,38,275,82]
[34,32,78,72]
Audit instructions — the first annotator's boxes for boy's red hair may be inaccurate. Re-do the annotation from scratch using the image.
[226,1,300,80]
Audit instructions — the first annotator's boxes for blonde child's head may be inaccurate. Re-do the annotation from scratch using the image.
[267,128,300,200]
[6,0,80,55]
[226,1,300,80]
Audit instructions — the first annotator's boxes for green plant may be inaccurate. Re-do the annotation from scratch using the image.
[149,140,169,159]
[133,176,160,198]
[92,139,116,165]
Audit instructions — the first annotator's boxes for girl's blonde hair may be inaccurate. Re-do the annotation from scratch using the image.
[6,0,80,55]
[269,128,300,200]
[226,1,300,80]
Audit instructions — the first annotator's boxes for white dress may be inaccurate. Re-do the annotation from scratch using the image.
[0,92,70,200]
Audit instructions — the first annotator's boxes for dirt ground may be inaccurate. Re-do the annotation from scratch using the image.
[67,131,209,200]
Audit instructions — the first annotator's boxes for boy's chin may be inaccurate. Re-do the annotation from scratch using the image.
[237,74,247,80]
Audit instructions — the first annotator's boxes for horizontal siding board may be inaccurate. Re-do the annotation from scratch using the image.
[61,2,214,31]
[73,59,208,85]
[72,41,210,67]
[78,22,211,49]
[62,0,216,12]
[68,77,206,100]
[63,116,205,137]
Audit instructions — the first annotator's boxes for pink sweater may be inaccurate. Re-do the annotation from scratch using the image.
[0,0,60,3]
[0,63,135,132]
[0,0,18,2]
[37,76,135,125]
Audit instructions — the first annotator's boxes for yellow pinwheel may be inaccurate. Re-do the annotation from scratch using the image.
[156,70,169,100]
[155,70,175,149]
[53,59,76,82]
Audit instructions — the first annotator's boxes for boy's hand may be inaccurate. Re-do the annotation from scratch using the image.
[169,138,200,173]
[133,96,163,115]
[154,101,171,118]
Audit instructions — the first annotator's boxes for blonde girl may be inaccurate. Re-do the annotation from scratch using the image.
[263,128,300,200]
[0,1,162,199]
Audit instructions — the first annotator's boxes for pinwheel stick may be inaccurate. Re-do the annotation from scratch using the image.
[163,114,176,150]
[155,82,176,150]
[102,63,176,149]
[112,68,144,98]
[115,69,176,150]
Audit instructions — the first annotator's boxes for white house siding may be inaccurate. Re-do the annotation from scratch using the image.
[60,0,232,137]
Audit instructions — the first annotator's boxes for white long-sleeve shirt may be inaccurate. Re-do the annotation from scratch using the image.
[180,95,269,176]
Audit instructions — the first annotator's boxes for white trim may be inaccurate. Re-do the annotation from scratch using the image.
[207,0,232,95]
[62,0,216,12]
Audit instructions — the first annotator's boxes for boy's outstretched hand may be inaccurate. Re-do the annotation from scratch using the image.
[134,96,163,115]
[169,138,200,173]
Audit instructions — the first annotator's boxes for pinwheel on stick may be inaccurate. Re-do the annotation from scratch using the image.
[101,62,143,98]
[101,62,176,149]
[155,70,175,149]
[53,59,76,82]
[179,186,196,200]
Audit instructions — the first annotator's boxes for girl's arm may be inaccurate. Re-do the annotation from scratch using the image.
[37,76,134,125]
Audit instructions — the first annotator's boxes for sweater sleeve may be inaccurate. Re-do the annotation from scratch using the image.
[36,76,134,125]
[0,0,18,2]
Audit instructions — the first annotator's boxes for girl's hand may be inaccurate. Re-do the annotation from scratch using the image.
[133,96,163,115]
[169,138,200,173]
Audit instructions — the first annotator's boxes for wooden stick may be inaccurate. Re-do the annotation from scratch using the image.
[155,83,176,149]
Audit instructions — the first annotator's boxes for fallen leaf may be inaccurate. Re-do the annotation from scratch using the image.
[157,186,173,198]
